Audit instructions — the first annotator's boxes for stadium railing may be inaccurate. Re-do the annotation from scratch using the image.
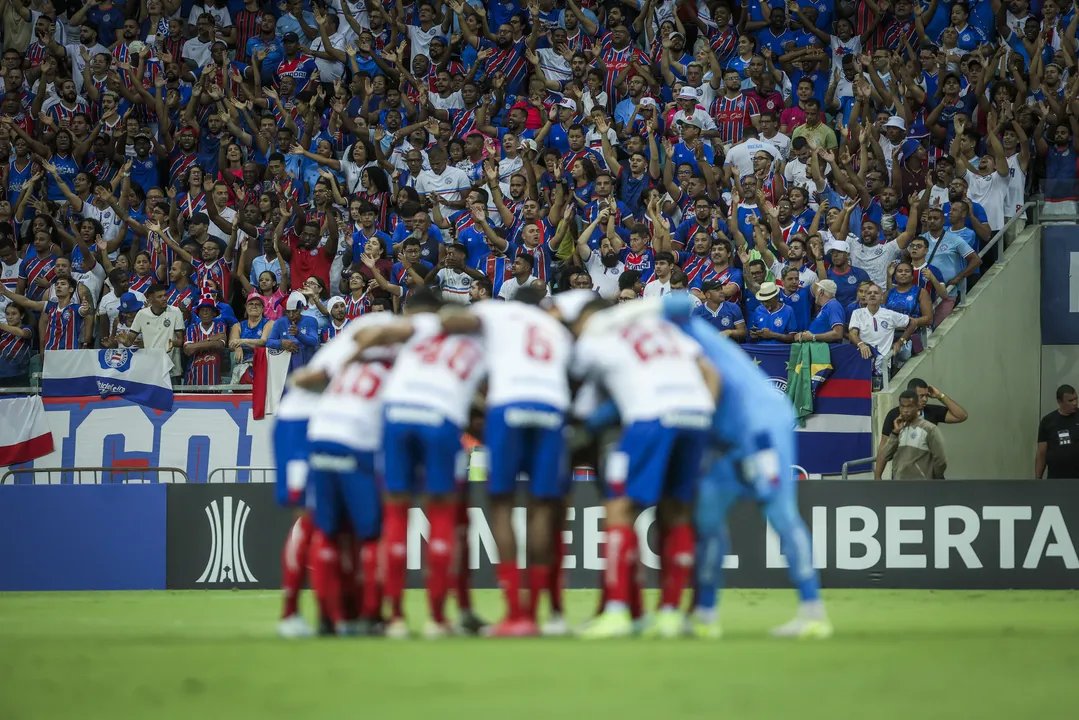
[956,201,1039,309]
[206,467,275,483]
[841,456,877,480]
[1,466,190,484]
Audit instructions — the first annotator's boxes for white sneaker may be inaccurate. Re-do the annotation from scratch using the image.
[385,618,411,640]
[540,613,569,637]
[277,614,313,639]
[770,616,833,639]
[423,620,452,639]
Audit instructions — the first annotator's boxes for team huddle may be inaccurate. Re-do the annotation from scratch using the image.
[270,287,831,640]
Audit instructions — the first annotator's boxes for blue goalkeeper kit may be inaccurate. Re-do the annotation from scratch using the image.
[661,296,821,611]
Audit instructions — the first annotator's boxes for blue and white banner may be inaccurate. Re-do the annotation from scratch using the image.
[745,344,873,475]
[42,349,175,411]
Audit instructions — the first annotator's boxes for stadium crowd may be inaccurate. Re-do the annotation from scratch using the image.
[0,0,1066,387]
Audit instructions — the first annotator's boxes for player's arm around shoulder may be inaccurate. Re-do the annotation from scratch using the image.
[438,303,482,334]
[354,316,421,355]
[697,354,722,406]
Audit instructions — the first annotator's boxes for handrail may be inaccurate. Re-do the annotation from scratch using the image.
[1,466,191,485]
[841,456,877,480]
[0,385,255,396]
[206,466,276,484]
[977,201,1036,260]
[952,201,1037,309]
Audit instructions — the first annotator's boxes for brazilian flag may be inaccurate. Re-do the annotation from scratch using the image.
[786,343,833,426]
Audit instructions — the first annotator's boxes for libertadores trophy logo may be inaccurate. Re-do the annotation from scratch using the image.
[196,496,258,584]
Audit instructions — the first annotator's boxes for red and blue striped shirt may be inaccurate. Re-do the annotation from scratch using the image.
[20,254,57,302]
[184,319,227,385]
[43,300,81,350]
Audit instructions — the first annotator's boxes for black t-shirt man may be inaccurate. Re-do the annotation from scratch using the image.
[1037,410,1079,479]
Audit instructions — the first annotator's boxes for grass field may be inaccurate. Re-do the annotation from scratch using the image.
[1,589,1078,719]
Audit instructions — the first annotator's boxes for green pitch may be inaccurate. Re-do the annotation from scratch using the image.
[1,589,1077,719]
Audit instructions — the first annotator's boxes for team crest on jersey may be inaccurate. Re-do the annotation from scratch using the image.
[773,318,783,327]
[163,318,171,328]
[98,348,132,372]
[791,294,799,302]
[720,317,731,327]
[847,276,857,284]
[881,319,891,330]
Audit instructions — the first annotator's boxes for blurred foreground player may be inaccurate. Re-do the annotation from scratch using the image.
[294,313,399,635]
[273,381,319,638]
[569,297,720,639]
[353,289,487,639]
[633,295,831,639]
[440,286,574,637]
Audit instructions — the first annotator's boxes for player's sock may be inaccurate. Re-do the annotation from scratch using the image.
[628,560,643,620]
[340,537,359,621]
[359,539,381,620]
[280,513,313,619]
[549,531,565,616]
[310,530,344,625]
[426,502,457,625]
[527,565,550,621]
[799,600,827,620]
[455,501,472,613]
[604,525,637,611]
[496,562,523,621]
[660,524,695,611]
[383,501,409,620]
[654,530,667,611]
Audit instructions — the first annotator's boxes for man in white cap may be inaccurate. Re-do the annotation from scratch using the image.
[880,116,907,177]
[748,280,796,344]
[267,291,319,371]
[670,86,717,146]
[538,97,581,157]
[821,238,871,307]
[795,279,846,344]
[320,296,349,343]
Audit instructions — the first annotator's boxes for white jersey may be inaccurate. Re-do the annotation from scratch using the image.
[1005,153,1026,219]
[306,313,399,451]
[964,168,1008,231]
[470,301,573,411]
[573,316,714,424]
[381,313,486,427]
[276,386,320,420]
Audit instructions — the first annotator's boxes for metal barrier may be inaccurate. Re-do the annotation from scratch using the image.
[206,466,276,484]
[0,466,190,485]
[957,201,1038,309]
[840,456,877,481]
[0,384,255,396]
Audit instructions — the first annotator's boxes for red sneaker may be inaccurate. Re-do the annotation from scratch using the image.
[485,617,540,638]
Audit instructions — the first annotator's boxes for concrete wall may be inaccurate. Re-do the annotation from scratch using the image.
[1041,346,1079,416]
[873,226,1043,479]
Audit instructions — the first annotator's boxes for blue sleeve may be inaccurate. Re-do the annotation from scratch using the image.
[826,302,845,330]
[297,317,319,347]
[973,204,988,224]
[585,399,621,434]
[782,306,796,333]
[673,222,689,245]
[730,303,744,323]
[955,238,975,257]
[266,319,285,349]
